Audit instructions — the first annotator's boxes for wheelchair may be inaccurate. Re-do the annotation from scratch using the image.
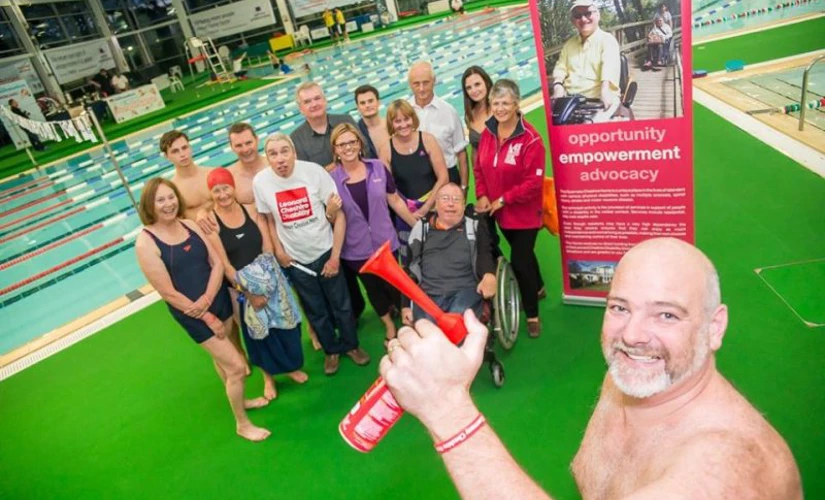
[409,204,521,388]
[482,247,520,388]
[552,53,638,125]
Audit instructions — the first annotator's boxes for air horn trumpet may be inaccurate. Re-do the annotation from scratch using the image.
[339,241,468,452]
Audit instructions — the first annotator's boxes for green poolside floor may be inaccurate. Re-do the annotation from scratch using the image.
[1,100,823,499]
[1,16,825,500]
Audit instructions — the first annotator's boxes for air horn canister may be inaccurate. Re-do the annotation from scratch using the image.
[339,242,468,452]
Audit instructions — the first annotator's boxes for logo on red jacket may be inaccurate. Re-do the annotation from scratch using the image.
[505,144,523,165]
[276,187,313,223]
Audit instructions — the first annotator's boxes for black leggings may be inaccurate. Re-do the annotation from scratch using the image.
[500,227,543,318]
[343,258,397,318]
[341,263,366,319]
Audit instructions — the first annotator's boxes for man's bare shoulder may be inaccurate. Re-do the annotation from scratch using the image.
[642,427,801,499]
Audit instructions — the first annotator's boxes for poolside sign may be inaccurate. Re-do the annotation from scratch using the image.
[0,78,44,150]
[105,84,166,124]
[529,0,694,304]
[43,38,116,84]
[190,0,277,40]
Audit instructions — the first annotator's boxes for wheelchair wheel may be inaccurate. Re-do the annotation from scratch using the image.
[494,257,520,350]
[490,360,505,388]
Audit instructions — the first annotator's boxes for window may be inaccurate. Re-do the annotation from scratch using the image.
[0,9,24,56]
[130,0,176,28]
[116,34,148,69]
[62,13,98,41]
[22,1,100,49]
[143,24,187,72]
[29,18,67,48]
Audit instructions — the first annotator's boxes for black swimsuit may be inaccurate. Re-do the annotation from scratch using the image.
[391,131,436,201]
[215,205,262,271]
[143,222,232,343]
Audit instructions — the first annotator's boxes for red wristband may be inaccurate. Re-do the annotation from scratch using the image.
[434,414,486,454]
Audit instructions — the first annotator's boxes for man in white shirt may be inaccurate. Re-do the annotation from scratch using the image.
[111,70,130,93]
[253,132,370,375]
[408,61,469,192]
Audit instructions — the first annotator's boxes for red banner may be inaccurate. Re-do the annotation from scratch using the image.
[529,0,694,304]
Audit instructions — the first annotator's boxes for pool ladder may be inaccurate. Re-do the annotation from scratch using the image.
[798,54,825,131]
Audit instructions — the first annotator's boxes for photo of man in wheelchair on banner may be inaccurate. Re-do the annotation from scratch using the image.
[549,0,637,125]
[401,183,521,387]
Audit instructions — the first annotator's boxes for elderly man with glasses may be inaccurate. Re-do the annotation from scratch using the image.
[551,0,622,111]
[401,183,498,326]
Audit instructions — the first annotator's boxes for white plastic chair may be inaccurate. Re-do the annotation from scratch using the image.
[293,25,312,47]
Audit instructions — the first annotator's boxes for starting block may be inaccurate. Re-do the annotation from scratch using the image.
[725,60,745,72]
[693,69,708,78]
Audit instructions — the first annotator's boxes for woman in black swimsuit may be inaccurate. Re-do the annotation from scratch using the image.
[135,177,270,442]
[205,168,307,401]
[380,100,448,264]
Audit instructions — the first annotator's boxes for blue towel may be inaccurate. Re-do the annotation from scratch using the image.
[236,253,301,339]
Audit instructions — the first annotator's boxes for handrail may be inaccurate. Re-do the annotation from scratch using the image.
[673,42,682,118]
[799,54,825,131]
[543,26,682,60]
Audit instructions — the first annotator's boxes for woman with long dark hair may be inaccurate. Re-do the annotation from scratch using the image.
[461,66,494,166]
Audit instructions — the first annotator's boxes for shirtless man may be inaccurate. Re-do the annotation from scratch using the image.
[196,122,268,233]
[161,130,211,220]
[354,84,389,159]
[380,237,802,499]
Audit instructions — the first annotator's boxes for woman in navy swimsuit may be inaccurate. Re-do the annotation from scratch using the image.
[135,177,270,442]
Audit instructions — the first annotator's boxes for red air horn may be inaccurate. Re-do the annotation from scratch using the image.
[338,242,468,452]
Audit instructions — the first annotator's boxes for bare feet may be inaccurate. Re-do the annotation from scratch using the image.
[288,370,309,384]
[237,423,271,442]
[308,326,322,351]
[264,380,277,401]
[244,397,270,409]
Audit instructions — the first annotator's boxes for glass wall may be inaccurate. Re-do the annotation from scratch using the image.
[144,23,187,72]
[102,0,176,31]
[0,10,25,57]
[22,1,101,49]
[101,0,186,72]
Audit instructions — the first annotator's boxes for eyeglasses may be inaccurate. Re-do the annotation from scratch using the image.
[572,9,596,20]
[334,140,360,150]
[437,195,464,203]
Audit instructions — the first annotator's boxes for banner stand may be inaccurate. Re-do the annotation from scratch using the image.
[528,0,695,305]
[24,147,37,168]
[86,108,138,211]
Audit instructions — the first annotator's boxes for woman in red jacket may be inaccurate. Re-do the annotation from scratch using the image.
[474,79,546,338]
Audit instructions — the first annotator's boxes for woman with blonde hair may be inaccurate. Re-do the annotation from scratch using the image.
[328,123,417,345]
[380,99,448,263]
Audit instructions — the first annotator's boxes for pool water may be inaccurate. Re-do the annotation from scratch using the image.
[0,7,541,355]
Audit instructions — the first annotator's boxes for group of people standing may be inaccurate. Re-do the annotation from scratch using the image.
[135,60,548,441]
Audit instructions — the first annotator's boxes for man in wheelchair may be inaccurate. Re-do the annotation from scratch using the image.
[401,183,497,326]
[550,0,634,125]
